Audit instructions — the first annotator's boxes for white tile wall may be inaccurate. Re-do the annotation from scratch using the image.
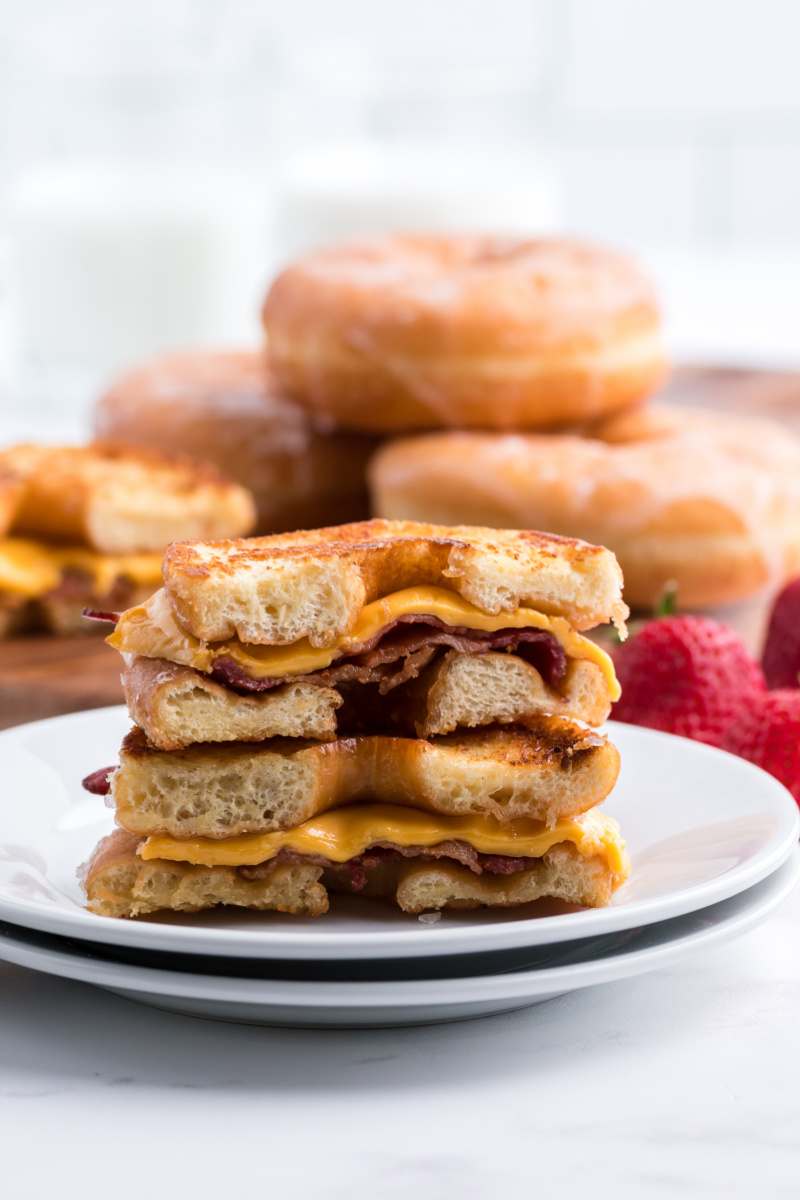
[562,0,800,117]
[554,140,704,243]
[727,142,800,242]
[266,0,548,71]
[2,0,800,246]
[551,0,800,244]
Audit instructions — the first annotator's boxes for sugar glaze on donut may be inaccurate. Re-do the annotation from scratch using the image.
[369,407,800,610]
[94,350,378,535]
[262,236,666,433]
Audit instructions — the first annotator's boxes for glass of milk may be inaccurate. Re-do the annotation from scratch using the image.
[7,163,270,420]
[273,140,561,263]
[268,48,561,265]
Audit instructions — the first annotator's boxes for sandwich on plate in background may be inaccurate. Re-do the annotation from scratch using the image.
[0,443,255,637]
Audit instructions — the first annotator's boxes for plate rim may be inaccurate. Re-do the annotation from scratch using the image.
[0,706,797,960]
[0,848,797,1008]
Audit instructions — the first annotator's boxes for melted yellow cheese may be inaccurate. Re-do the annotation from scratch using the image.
[109,585,620,699]
[0,539,61,598]
[0,537,164,600]
[140,804,628,873]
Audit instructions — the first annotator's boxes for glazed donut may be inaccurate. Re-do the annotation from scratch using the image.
[262,235,666,433]
[94,350,379,535]
[369,406,800,610]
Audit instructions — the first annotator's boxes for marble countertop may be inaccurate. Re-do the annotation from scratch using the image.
[1,883,798,1199]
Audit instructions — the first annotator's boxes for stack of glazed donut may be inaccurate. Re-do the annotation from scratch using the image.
[94,350,379,535]
[261,234,800,611]
[97,233,800,610]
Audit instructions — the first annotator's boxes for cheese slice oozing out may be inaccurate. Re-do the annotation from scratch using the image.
[108,585,621,699]
[140,804,629,875]
[0,537,164,600]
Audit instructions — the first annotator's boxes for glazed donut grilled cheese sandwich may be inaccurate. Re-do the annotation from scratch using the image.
[82,519,630,919]
[104,519,627,741]
[0,443,255,637]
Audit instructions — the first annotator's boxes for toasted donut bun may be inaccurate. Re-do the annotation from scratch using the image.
[324,844,626,912]
[94,350,379,534]
[262,235,666,433]
[83,828,623,917]
[83,829,328,918]
[159,517,627,644]
[4,441,254,553]
[122,656,343,750]
[369,407,800,610]
[121,649,611,750]
[387,651,612,737]
[111,721,620,839]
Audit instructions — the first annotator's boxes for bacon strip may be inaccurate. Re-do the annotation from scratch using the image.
[82,608,121,624]
[239,840,540,887]
[82,766,117,795]
[212,617,566,695]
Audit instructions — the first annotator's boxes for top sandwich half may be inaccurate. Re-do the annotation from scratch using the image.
[165,518,627,639]
[107,520,627,744]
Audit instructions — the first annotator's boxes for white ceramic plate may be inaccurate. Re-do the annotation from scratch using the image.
[0,707,796,960]
[0,850,797,1027]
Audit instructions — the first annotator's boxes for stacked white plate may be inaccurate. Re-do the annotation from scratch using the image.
[0,708,797,1028]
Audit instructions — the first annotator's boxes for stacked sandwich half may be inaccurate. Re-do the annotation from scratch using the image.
[83,520,631,919]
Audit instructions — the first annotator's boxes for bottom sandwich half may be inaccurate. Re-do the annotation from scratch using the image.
[82,804,630,919]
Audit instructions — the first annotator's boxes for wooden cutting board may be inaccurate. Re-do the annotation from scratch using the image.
[660,364,800,431]
[1,365,799,732]
[0,634,123,730]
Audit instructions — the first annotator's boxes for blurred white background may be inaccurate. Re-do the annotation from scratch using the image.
[2,0,800,433]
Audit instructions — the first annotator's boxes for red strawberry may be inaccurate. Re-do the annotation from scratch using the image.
[612,615,766,747]
[762,577,800,690]
[721,691,800,803]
